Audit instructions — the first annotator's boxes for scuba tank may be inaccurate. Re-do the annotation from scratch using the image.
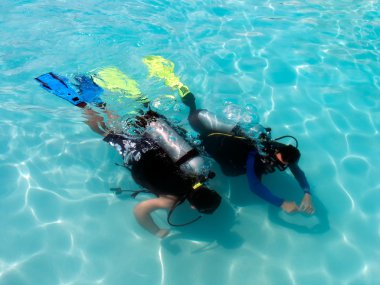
[144,117,210,178]
[196,110,236,134]
[143,115,217,227]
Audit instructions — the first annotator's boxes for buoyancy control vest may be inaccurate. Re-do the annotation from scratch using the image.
[189,109,299,175]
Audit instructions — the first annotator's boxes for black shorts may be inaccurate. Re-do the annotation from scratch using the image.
[103,133,159,166]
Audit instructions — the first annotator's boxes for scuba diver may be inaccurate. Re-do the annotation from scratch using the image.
[184,93,314,214]
[142,55,314,215]
[35,70,221,238]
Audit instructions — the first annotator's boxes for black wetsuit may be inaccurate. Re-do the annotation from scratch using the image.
[201,133,253,176]
[188,109,310,207]
[189,109,256,176]
[130,144,194,196]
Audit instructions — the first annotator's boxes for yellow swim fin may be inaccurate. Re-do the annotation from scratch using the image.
[142,55,191,99]
[91,67,149,104]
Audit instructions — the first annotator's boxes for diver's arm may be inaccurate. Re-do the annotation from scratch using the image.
[288,163,310,193]
[133,196,176,238]
[83,107,119,137]
[246,151,286,208]
[83,108,108,136]
[288,163,314,214]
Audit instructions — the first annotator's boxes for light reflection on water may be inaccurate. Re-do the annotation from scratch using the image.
[1,0,380,285]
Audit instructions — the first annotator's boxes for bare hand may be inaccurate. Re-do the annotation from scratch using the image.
[155,229,170,239]
[299,193,315,214]
[281,201,299,213]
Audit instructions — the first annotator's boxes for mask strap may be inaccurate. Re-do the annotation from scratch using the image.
[274,135,299,148]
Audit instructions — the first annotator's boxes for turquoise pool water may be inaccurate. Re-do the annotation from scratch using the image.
[1,0,379,284]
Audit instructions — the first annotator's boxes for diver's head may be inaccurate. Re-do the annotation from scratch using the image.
[187,186,221,214]
[277,144,300,164]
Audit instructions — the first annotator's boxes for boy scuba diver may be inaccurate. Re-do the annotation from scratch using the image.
[142,56,314,215]
[186,94,314,214]
[35,69,221,238]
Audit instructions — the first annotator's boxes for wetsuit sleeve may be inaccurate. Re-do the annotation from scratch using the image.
[288,163,311,194]
[246,151,284,207]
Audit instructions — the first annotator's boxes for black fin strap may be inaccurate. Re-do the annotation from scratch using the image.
[49,72,69,88]
[35,78,52,90]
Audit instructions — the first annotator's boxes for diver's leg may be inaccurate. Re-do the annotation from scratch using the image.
[178,85,237,135]
[180,89,197,113]
[179,89,234,135]
[141,56,236,134]
[83,108,112,137]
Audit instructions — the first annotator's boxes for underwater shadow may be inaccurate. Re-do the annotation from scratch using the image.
[160,199,245,255]
[263,171,330,234]
[267,195,330,234]
[210,168,330,235]
[109,183,245,254]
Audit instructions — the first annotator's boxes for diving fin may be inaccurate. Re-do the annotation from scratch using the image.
[36,72,106,107]
[91,67,149,104]
[35,72,87,107]
[142,55,191,99]
[74,75,104,104]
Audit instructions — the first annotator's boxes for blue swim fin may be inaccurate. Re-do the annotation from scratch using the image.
[74,75,104,104]
[35,72,87,107]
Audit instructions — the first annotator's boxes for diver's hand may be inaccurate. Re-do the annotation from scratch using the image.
[155,229,170,239]
[281,201,299,213]
[299,193,315,214]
